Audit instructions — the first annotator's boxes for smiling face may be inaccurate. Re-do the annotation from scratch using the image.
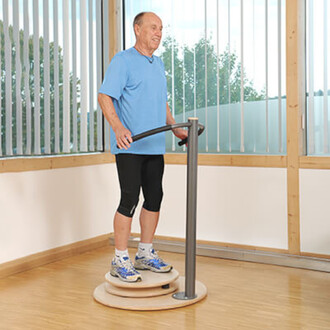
[134,13,163,56]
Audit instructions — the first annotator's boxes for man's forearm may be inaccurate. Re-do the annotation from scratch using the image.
[166,102,188,140]
[98,93,132,149]
[98,93,123,131]
[166,102,176,125]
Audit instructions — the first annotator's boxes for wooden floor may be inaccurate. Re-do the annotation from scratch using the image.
[1,246,330,330]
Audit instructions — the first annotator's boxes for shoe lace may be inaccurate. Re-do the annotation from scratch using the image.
[121,257,137,272]
[150,249,164,263]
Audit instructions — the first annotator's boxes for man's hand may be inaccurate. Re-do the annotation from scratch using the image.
[172,128,188,141]
[115,126,133,150]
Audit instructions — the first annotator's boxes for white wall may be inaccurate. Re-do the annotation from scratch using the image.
[0,164,119,263]
[300,169,330,255]
[133,165,288,249]
[5,163,329,265]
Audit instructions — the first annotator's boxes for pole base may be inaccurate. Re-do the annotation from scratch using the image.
[172,291,197,300]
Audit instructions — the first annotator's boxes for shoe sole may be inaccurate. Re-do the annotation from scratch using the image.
[110,270,142,282]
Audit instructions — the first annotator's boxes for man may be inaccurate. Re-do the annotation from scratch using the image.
[98,12,187,282]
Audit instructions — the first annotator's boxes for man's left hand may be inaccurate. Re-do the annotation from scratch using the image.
[172,128,188,141]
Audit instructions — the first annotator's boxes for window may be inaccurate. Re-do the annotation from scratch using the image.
[0,0,106,157]
[306,0,330,155]
[124,0,286,154]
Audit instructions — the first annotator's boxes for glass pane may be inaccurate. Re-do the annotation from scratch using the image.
[306,0,330,155]
[0,0,104,157]
[124,0,286,154]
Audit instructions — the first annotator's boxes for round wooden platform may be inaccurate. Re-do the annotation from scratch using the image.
[93,276,207,311]
[105,280,179,298]
[105,268,179,289]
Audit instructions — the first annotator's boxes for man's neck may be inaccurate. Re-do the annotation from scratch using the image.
[134,44,153,57]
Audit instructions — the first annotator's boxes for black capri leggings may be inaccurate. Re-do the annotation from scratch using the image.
[115,154,164,217]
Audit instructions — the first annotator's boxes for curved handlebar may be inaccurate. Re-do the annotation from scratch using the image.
[131,122,205,147]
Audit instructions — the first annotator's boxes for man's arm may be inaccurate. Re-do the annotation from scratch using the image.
[98,93,132,150]
[166,103,188,140]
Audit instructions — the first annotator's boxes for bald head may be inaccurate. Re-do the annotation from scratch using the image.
[133,12,163,56]
[133,12,162,35]
[133,12,147,30]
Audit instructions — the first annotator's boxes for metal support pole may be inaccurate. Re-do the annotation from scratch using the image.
[173,117,199,300]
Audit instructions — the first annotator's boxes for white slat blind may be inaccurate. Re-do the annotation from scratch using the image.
[0,2,2,156]
[307,0,330,155]
[278,0,282,153]
[43,0,51,154]
[53,0,60,153]
[62,0,70,153]
[3,0,13,155]
[265,0,269,153]
[33,0,40,155]
[103,0,110,152]
[171,0,175,151]
[0,3,3,156]
[216,0,220,152]
[80,0,88,152]
[23,0,32,155]
[323,0,328,153]
[71,0,78,152]
[307,0,315,154]
[96,0,103,151]
[13,0,22,154]
[240,0,244,153]
[228,0,232,153]
[204,0,208,152]
[88,0,95,152]
[1,0,106,157]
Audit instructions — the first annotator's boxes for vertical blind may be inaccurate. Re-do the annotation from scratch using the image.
[0,0,108,157]
[124,0,286,154]
[307,0,330,155]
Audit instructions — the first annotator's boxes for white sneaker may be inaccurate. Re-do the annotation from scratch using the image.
[110,256,142,282]
[134,249,172,273]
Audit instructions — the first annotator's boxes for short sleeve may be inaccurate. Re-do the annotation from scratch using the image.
[99,53,128,100]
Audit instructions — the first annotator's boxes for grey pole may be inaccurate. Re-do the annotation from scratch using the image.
[173,117,199,300]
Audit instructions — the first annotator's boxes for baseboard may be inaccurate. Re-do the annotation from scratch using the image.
[0,233,111,279]
[110,235,330,273]
[3,233,329,279]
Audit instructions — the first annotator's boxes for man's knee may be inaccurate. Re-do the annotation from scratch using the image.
[117,191,139,217]
[143,189,163,212]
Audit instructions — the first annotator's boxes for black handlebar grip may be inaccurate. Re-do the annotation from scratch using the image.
[178,138,187,146]
[178,125,205,146]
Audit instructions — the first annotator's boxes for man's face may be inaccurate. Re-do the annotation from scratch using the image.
[135,13,163,53]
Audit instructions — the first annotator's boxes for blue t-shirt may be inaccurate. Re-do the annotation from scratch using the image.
[99,47,167,154]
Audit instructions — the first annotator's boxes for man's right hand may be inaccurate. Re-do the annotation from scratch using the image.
[115,126,133,150]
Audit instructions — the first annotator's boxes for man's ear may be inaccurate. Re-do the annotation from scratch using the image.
[134,24,140,37]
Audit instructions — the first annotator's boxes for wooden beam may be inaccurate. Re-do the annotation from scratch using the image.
[300,156,330,169]
[0,153,287,174]
[108,0,121,61]
[0,153,115,173]
[165,154,287,167]
[286,0,306,254]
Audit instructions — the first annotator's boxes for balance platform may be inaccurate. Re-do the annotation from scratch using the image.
[93,268,207,311]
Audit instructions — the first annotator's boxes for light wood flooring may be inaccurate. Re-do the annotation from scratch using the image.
[1,246,330,329]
